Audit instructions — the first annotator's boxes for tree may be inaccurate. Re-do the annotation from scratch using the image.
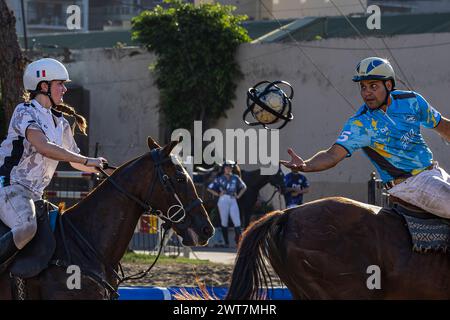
[0,0,25,137]
[132,0,250,136]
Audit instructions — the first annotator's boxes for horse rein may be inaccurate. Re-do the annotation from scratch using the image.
[99,148,203,224]
[57,148,203,299]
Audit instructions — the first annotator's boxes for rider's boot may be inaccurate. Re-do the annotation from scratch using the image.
[221,227,229,248]
[234,227,242,246]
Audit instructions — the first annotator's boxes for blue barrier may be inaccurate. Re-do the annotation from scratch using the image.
[118,286,292,300]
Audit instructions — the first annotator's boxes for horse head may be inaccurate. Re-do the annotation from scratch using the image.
[145,137,214,246]
[268,166,286,194]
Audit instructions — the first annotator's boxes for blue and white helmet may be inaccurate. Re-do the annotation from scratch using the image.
[352,57,395,87]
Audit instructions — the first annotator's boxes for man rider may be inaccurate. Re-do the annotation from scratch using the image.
[281,57,450,218]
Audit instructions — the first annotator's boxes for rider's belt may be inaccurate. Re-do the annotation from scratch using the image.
[384,164,434,190]
[222,193,236,198]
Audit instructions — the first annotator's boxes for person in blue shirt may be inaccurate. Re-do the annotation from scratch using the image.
[281,57,450,218]
[207,160,247,247]
[284,172,310,209]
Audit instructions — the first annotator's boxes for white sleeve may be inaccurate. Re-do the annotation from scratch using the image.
[11,107,43,139]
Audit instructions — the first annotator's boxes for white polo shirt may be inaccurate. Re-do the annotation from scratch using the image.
[0,99,80,197]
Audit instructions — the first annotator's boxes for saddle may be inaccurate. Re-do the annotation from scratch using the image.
[385,201,450,254]
[0,200,58,278]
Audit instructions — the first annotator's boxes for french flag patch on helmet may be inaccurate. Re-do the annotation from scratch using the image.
[36,70,46,77]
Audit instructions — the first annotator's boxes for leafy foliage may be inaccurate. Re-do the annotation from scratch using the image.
[132,0,250,131]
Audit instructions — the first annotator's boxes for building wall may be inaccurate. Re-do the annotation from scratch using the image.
[272,0,366,19]
[6,0,89,35]
[66,32,450,206]
[196,0,366,20]
[66,47,161,165]
[368,0,450,14]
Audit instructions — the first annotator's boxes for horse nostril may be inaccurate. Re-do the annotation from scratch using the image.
[202,225,213,236]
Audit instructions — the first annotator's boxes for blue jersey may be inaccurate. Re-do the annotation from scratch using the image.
[335,90,441,183]
[208,174,246,196]
[284,172,309,206]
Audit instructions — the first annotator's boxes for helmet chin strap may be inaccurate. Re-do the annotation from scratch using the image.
[38,81,58,108]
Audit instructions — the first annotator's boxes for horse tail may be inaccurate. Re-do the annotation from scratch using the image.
[225,210,289,300]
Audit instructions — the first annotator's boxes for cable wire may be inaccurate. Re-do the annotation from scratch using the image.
[258,0,357,112]
[333,0,415,90]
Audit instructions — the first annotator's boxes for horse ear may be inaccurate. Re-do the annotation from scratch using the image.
[147,136,161,150]
[162,136,182,156]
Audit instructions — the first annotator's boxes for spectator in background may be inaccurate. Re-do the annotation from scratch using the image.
[207,160,247,247]
[283,171,310,209]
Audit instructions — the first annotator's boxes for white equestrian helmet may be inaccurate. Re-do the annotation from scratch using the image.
[23,58,71,91]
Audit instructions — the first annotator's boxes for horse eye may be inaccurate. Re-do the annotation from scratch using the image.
[175,171,186,183]
[176,176,186,183]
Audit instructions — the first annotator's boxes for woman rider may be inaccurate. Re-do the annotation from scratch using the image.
[0,58,113,268]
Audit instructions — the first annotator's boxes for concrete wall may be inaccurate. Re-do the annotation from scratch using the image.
[65,32,450,205]
[66,47,160,165]
[196,0,366,19]
[369,0,450,14]
[272,0,366,19]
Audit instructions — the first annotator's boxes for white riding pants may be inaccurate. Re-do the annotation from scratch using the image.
[0,183,39,249]
[218,194,241,227]
[388,163,450,219]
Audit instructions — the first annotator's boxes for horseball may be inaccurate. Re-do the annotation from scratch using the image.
[244,80,294,129]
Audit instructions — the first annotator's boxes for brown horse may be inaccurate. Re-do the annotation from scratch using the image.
[0,137,214,299]
[226,197,450,299]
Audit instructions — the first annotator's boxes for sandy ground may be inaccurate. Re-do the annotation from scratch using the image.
[120,261,282,287]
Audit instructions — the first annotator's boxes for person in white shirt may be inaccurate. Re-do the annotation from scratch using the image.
[0,58,113,267]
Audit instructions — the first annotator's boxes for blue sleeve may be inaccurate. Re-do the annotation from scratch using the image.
[416,93,442,128]
[301,176,309,188]
[334,117,370,157]
[207,178,219,192]
[284,174,290,187]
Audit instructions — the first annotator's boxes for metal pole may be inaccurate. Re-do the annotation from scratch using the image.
[20,0,28,51]
[368,171,376,204]
[83,0,89,32]
[94,142,99,157]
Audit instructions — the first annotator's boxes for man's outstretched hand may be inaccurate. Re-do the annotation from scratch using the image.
[280,148,306,172]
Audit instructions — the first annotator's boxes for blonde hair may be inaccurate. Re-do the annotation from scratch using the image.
[22,90,88,135]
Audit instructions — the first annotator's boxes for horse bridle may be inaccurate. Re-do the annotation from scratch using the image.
[101,148,203,225]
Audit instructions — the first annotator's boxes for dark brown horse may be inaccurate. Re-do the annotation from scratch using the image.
[0,137,214,299]
[226,197,450,299]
